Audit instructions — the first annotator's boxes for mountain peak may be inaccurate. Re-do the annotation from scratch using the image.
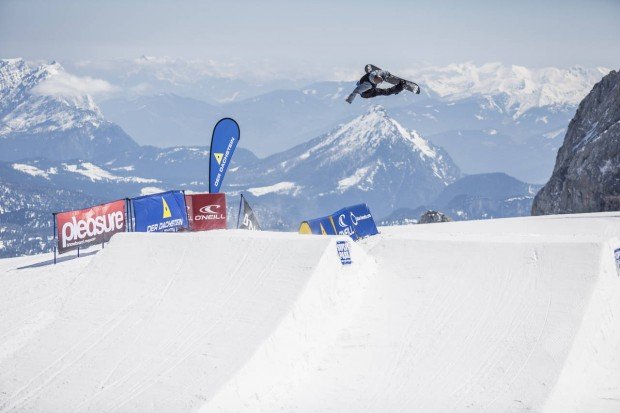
[340,106,438,159]
[235,102,461,218]
[0,59,138,161]
[278,104,461,188]
[0,58,25,67]
[35,61,63,80]
[367,105,387,116]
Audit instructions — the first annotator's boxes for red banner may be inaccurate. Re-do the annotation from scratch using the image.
[55,200,126,254]
[185,193,227,231]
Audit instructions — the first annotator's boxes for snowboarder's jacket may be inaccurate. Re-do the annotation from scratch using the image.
[346,69,392,103]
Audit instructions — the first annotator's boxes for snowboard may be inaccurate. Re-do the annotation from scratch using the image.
[365,64,421,94]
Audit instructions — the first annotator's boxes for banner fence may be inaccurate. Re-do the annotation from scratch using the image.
[299,203,378,241]
[53,199,127,258]
[131,190,188,233]
[185,193,227,231]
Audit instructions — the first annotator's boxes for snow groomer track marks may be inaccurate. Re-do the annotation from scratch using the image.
[1,213,619,412]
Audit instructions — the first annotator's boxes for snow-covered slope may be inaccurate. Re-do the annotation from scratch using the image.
[0,232,373,411]
[0,213,619,411]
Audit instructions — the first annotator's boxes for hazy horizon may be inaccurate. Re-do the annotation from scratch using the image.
[1,0,618,75]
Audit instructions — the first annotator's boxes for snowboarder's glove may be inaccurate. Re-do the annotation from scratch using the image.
[345,94,355,104]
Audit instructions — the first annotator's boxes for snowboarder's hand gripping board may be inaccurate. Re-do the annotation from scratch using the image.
[365,64,421,94]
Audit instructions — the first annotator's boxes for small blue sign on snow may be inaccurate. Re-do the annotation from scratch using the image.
[615,248,620,277]
[337,240,352,265]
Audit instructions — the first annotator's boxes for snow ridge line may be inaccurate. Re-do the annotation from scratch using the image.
[201,238,376,411]
[542,237,620,411]
[75,247,190,411]
[103,247,276,412]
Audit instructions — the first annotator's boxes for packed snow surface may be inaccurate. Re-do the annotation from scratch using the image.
[1,213,619,412]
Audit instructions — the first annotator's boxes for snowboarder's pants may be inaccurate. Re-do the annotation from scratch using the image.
[360,83,404,99]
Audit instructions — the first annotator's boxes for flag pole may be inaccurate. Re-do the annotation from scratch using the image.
[236,193,244,229]
[52,213,57,264]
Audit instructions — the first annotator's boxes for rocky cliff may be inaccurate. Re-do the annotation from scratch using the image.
[532,70,620,214]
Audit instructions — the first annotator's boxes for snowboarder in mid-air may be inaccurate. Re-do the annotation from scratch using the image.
[346,64,420,104]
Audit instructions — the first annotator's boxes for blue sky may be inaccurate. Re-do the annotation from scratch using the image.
[1,0,618,70]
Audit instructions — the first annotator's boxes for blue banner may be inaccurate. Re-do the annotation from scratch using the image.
[305,216,337,235]
[331,207,358,240]
[209,118,240,193]
[131,190,188,232]
[299,203,378,240]
[347,203,379,238]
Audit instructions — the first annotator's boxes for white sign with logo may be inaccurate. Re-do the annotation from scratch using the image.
[337,240,352,265]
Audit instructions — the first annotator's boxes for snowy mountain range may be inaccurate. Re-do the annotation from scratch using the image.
[404,62,609,116]
[90,59,608,183]
[228,105,461,219]
[0,59,137,161]
[0,58,583,257]
[67,56,310,104]
[100,87,573,182]
[71,57,608,109]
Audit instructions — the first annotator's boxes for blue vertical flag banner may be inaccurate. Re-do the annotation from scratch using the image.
[209,118,240,193]
[131,190,188,232]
